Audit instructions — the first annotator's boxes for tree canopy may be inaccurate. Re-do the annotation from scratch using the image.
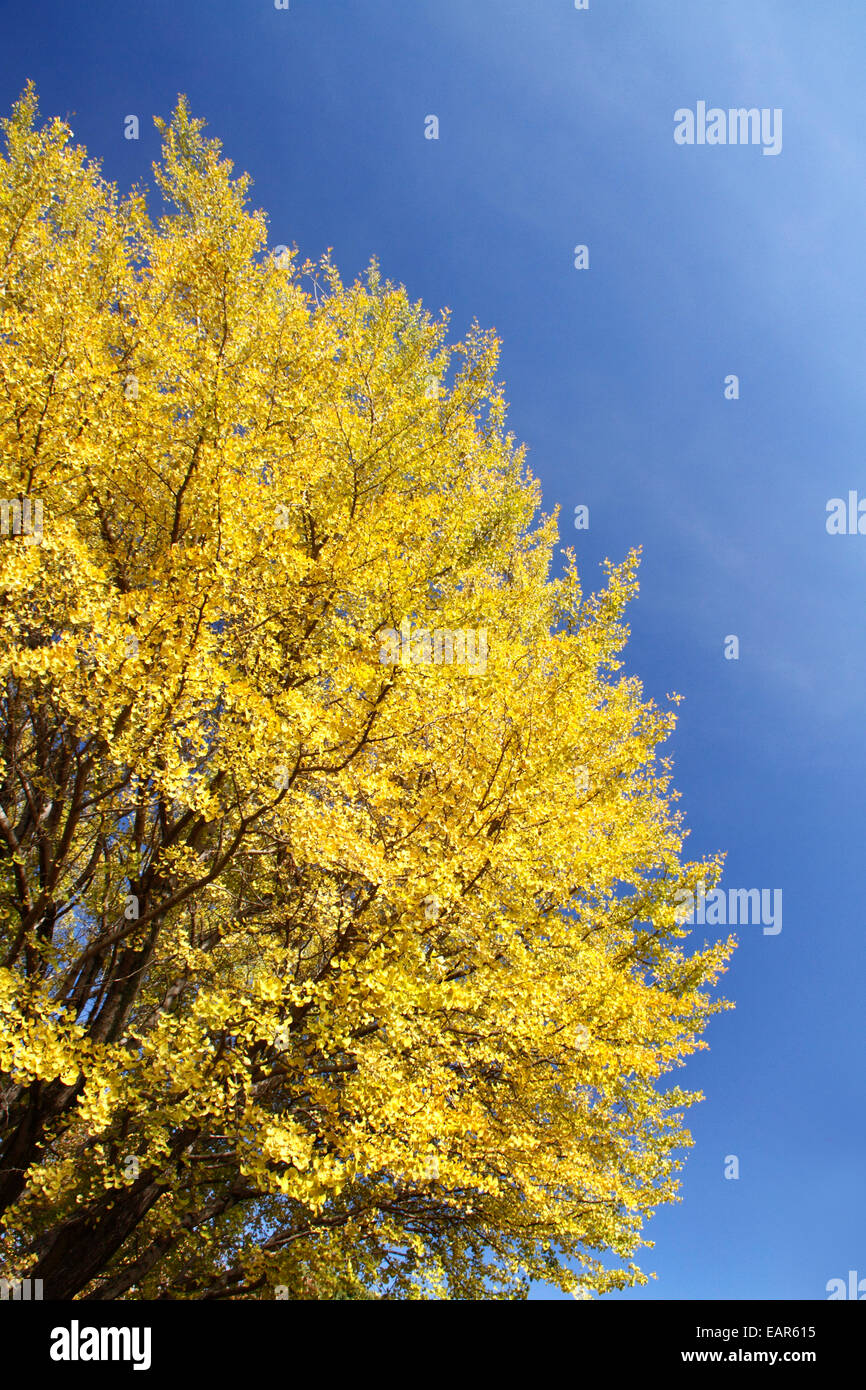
[0,87,733,1300]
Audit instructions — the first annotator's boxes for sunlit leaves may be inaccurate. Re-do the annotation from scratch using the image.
[0,88,733,1301]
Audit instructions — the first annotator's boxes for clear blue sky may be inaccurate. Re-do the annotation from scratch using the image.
[3,0,864,1301]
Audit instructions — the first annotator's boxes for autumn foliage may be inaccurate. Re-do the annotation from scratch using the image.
[0,88,733,1300]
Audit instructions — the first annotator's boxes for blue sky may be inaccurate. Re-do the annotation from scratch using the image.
[3,0,864,1300]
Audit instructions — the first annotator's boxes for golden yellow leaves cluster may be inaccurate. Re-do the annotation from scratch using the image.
[0,87,733,1300]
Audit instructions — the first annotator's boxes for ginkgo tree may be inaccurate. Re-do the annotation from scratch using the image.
[0,86,733,1301]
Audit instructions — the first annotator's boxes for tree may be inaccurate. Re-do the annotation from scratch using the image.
[0,86,733,1301]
